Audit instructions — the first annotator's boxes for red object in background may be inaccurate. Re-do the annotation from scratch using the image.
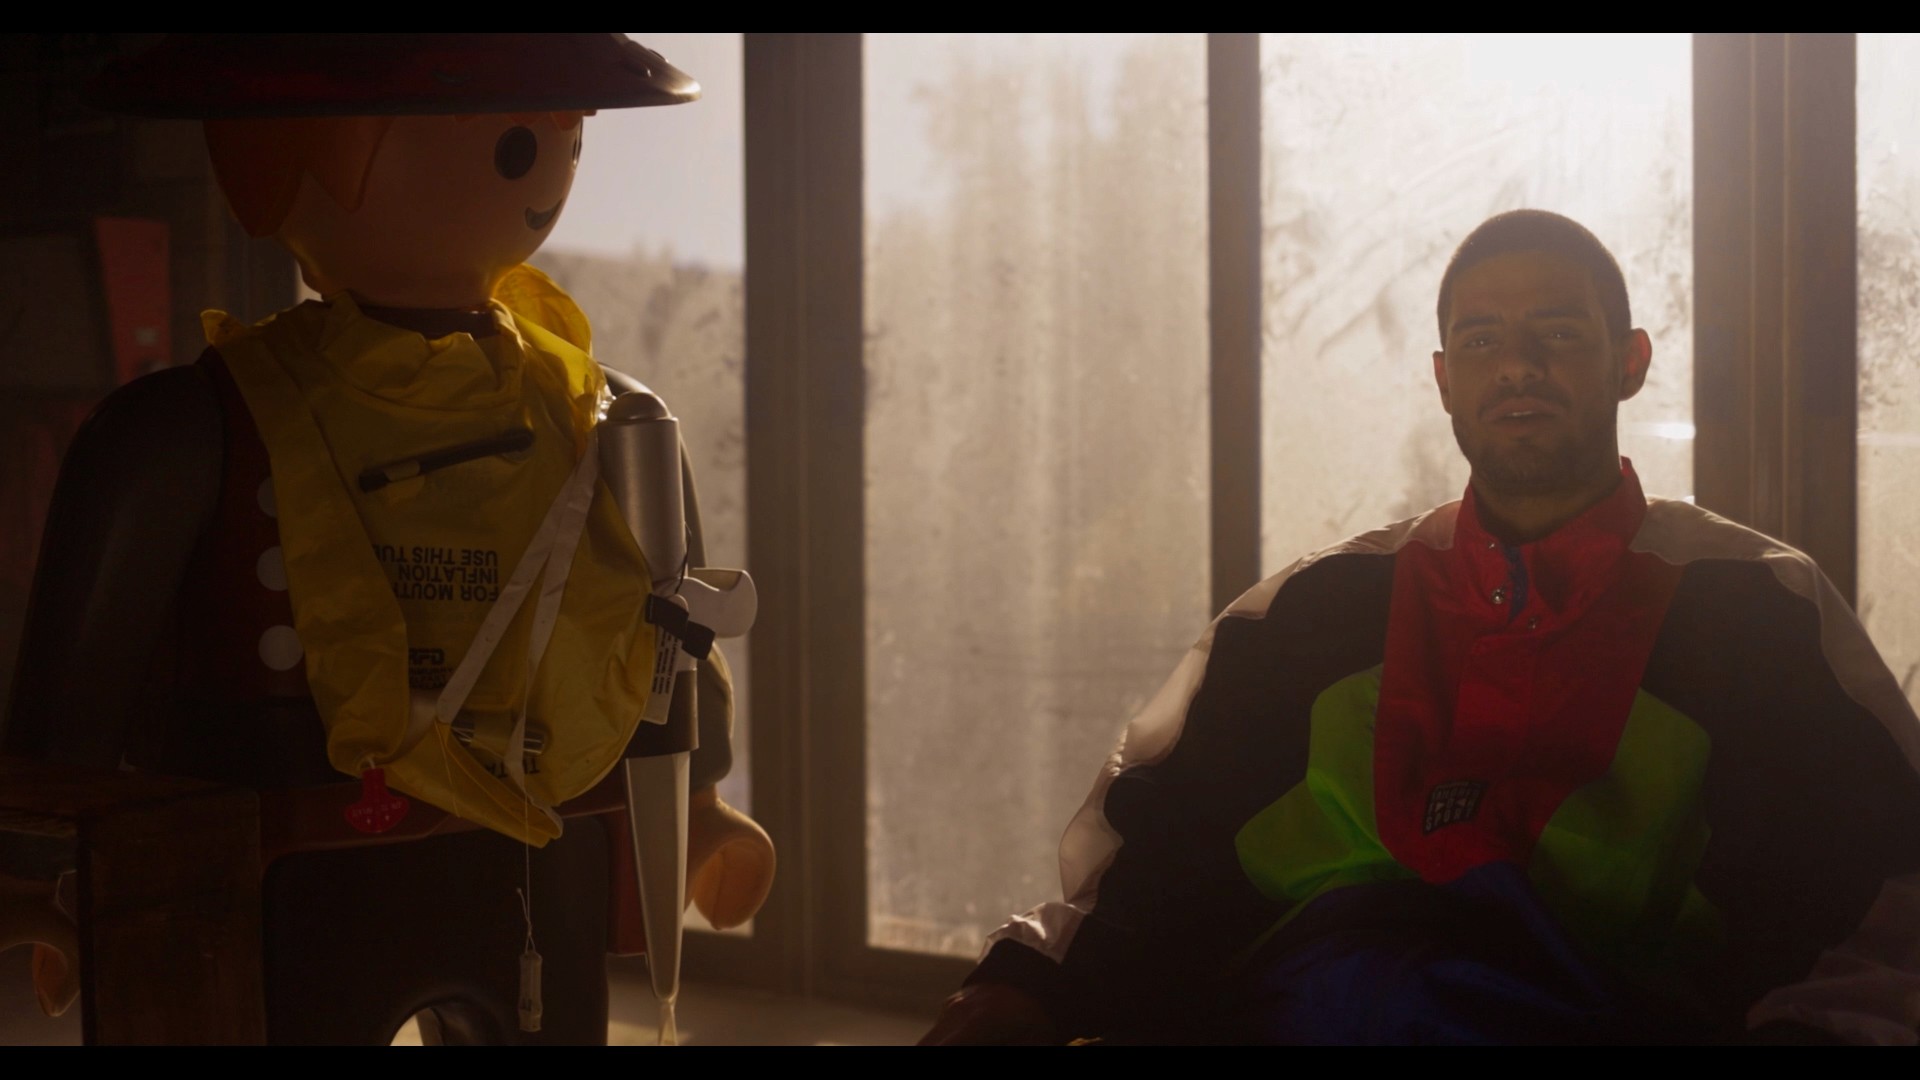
[93,217,172,384]
[1,218,171,696]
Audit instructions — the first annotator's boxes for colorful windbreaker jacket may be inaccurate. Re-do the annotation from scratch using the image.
[969,465,1920,1045]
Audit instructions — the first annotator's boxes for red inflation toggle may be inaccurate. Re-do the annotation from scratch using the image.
[345,767,410,834]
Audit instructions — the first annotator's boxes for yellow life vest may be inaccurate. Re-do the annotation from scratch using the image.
[204,264,656,846]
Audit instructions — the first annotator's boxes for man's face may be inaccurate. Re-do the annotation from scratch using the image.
[1431,251,1651,497]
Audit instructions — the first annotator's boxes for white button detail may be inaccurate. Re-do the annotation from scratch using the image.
[1492,586,1507,605]
[259,625,303,671]
[256,547,288,591]
[257,479,278,518]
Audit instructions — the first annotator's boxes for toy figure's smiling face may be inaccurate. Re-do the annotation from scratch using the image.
[276,112,583,309]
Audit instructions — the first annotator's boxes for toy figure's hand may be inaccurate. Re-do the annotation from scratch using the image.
[684,786,774,930]
[1,876,81,1018]
[918,982,1061,1046]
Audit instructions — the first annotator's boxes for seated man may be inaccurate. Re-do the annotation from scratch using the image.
[923,210,1920,1046]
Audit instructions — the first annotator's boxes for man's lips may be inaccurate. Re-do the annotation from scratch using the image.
[1481,396,1563,423]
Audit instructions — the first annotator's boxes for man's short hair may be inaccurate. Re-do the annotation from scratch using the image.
[1435,210,1632,346]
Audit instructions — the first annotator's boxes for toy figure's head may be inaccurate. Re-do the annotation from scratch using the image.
[89,34,698,308]
[205,112,588,307]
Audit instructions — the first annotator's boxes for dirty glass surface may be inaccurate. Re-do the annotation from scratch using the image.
[538,33,750,933]
[1259,34,1694,573]
[1857,33,1920,714]
[864,33,1211,957]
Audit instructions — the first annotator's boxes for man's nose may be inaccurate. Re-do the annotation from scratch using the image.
[1494,332,1549,384]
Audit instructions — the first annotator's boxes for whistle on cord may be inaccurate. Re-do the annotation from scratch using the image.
[599,389,756,1046]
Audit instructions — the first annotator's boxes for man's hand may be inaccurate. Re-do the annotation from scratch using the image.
[918,982,1062,1046]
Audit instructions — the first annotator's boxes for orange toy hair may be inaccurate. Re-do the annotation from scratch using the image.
[204,116,398,238]
[205,112,587,238]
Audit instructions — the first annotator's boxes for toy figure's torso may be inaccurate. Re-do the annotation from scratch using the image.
[123,308,629,1044]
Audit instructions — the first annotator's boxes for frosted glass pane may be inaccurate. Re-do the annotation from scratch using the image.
[865,33,1211,957]
[1858,34,1920,715]
[1259,34,1693,572]
[539,33,751,821]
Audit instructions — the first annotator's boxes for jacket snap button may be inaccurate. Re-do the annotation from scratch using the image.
[1492,586,1507,605]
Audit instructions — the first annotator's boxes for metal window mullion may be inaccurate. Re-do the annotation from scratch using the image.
[1694,33,1858,604]
[1781,33,1858,604]
[1208,32,1264,610]
[741,31,863,997]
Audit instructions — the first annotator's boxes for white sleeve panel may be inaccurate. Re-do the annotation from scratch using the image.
[981,503,1458,965]
[1635,498,1920,772]
[984,641,1211,965]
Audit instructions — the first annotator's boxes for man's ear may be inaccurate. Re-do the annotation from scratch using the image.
[1432,350,1453,414]
[1617,329,1652,402]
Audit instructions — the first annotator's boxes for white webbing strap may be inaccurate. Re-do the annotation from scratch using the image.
[420,431,600,801]
[505,431,600,791]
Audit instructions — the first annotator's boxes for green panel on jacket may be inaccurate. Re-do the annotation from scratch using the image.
[1233,667,1724,983]
[1531,687,1725,983]
[1235,666,1411,913]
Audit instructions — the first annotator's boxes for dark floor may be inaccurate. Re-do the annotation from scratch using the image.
[2,951,934,1046]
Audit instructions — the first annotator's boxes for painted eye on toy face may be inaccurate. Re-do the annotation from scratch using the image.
[495,126,538,180]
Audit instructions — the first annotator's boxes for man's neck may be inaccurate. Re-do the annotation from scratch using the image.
[1469,466,1624,546]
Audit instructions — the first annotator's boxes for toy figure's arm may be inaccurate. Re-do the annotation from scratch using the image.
[1,367,221,1016]
[599,366,732,789]
[600,366,769,932]
[3,366,223,771]
[677,435,734,793]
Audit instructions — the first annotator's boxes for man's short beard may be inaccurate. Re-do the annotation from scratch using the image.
[1452,413,1617,498]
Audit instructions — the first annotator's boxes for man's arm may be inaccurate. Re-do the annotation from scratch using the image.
[1642,548,1920,1044]
[1730,570,1920,1045]
[919,983,1060,1046]
[938,550,1399,1043]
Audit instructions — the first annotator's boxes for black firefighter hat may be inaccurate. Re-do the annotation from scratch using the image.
[85,33,699,119]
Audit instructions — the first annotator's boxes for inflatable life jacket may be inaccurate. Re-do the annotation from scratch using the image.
[203,265,657,846]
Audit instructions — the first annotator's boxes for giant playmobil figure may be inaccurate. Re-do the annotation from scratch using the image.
[0,34,771,1044]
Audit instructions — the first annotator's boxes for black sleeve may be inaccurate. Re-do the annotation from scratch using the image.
[1645,560,1920,1041]
[968,554,1396,1040]
[3,364,223,766]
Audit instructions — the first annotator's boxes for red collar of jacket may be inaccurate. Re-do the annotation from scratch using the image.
[1449,459,1649,633]
[1374,457,1682,883]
